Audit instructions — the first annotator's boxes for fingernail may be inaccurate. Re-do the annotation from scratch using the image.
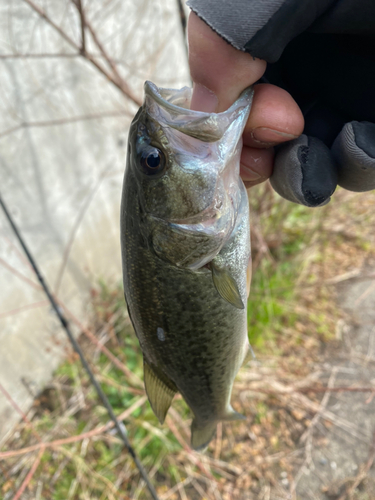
[240,164,262,182]
[252,127,299,145]
[190,83,218,113]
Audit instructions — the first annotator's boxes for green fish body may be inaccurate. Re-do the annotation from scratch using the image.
[120,82,253,450]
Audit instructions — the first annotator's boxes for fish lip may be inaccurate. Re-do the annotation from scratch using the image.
[144,81,253,118]
[144,81,254,143]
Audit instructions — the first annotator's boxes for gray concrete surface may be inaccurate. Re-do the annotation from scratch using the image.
[296,264,375,499]
[0,0,189,444]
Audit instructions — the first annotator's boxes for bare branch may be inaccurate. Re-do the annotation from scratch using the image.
[0,110,131,140]
[0,396,147,460]
[0,300,48,320]
[0,256,41,290]
[0,52,81,58]
[0,382,42,443]
[12,447,45,500]
[23,0,78,50]
[176,0,187,50]
[82,11,138,103]
[61,303,144,388]
[54,174,105,295]
[76,0,86,54]
[23,0,141,105]
[0,193,159,500]
[337,430,375,500]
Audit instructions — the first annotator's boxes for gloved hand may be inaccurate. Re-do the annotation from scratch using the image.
[187,0,375,206]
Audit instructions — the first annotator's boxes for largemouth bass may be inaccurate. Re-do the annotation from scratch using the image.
[120,81,253,450]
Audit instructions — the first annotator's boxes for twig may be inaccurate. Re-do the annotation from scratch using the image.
[214,423,222,460]
[161,477,193,500]
[176,0,187,34]
[62,304,144,387]
[337,430,375,500]
[0,248,141,386]
[0,300,48,320]
[242,377,371,442]
[76,0,86,54]
[0,193,159,500]
[0,396,147,460]
[165,413,214,480]
[0,110,132,140]
[191,479,208,499]
[22,0,141,105]
[12,447,45,500]
[54,173,105,295]
[0,52,81,58]
[0,256,41,290]
[0,382,42,443]
[238,384,375,395]
[300,368,338,444]
[292,369,338,495]
[82,13,136,101]
[176,0,188,56]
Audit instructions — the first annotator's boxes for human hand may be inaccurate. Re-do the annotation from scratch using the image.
[188,3,375,207]
[188,12,305,190]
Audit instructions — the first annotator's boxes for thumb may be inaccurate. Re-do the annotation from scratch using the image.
[188,12,266,113]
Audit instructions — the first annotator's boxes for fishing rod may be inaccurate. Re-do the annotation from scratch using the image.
[0,192,160,500]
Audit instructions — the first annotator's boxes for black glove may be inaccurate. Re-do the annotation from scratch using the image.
[187,0,375,206]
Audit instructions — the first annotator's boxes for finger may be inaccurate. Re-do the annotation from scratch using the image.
[188,12,305,191]
[270,135,338,207]
[332,121,375,192]
[243,84,304,148]
[240,146,274,188]
[240,85,304,185]
[188,12,266,112]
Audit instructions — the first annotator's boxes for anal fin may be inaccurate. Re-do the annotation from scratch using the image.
[144,360,177,424]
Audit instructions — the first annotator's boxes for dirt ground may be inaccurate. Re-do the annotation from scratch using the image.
[293,266,375,500]
[1,190,375,500]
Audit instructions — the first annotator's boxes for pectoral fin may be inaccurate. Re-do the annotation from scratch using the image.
[144,361,177,424]
[211,262,244,309]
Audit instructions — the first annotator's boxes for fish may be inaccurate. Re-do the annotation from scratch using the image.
[120,81,254,450]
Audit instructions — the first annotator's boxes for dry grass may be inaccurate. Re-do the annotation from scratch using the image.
[1,2,375,499]
[1,186,375,500]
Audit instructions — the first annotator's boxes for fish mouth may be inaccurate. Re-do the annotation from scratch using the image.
[144,81,254,143]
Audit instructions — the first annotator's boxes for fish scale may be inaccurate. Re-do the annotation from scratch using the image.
[121,82,253,450]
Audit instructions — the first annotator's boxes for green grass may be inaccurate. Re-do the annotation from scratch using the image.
[248,259,298,350]
[3,186,359,500]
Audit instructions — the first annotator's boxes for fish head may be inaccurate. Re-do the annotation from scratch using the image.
[126,81,253,268]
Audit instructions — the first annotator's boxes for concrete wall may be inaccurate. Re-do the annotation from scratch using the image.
[0,0,189,443]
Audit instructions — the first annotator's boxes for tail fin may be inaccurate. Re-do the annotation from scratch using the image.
[191,419,217,451]
[191,408,245,451]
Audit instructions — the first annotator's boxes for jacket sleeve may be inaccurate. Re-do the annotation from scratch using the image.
[186,0,375,63]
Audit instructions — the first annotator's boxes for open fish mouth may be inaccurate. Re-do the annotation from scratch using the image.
[144,81,253,144]
[144,80,254,227]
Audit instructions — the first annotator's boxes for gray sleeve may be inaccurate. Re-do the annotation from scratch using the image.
[187,0,375,62]
[187,0,334,62]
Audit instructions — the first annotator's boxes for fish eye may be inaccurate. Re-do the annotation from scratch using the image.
[140,147,166,176]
